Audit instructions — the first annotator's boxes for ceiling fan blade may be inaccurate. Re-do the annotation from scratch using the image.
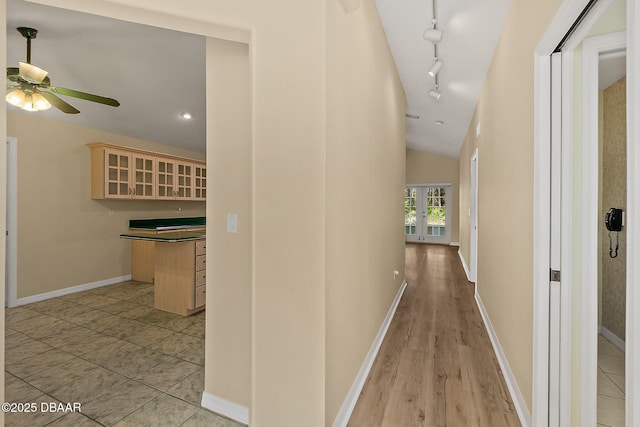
[49,86,120,107]
[40,91,80,114]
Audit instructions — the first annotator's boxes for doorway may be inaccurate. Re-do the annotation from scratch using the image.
[469,149,478,283]
[405,184,452,244]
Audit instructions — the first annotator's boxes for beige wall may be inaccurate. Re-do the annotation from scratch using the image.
[457,0,564,412]
[326,0,406,423]
[601,77,626,339]
[205,38,251,408]
[7,111,205,299]
[406,148,460,243]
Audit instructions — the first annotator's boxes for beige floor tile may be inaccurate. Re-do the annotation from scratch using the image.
[45,412,102,426]
[597,394,625,427]
[26,299,78,316]
[598,340,624,359]
[82,314,124,333]
[5,306,41,324]
[6,349,76,379]
[174,338,205,365]
[81,379,161,425]
[3,395,66,427]
[607,373,625,393]
[5,377,46,401]
[598,371,624,399]
[181,321,205,339]
[181,408,246,427]
[20,319,78,341]
[134,356,200,391]
[24,358,101,394]
[8,313,61,334]
[124,324,174,348]
[5,338,53,365]
[57,332,120,357]
[40,325,96,348]
[83,340,168,378]
[48,366,129,403]
[598,355,625,376]
[100,300,143,315]
[113,393,199,427]
[166,368,204,405]
[5,331,37,350]
[101,318,148,340]
[148,332,202,356]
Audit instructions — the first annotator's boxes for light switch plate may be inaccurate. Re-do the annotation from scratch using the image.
[227,213,238,234]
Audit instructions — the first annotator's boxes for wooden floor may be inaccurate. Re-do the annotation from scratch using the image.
[348,244,521,427]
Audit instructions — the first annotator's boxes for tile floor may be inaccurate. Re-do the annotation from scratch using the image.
[4,280,245,427]
[597,334,625,427]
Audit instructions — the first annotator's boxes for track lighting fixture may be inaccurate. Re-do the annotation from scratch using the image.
[423,28,443,43]
[428,60,442,77]
[428,88,442,100]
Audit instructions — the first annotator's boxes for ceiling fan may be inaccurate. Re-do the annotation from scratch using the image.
[6,27,120,114]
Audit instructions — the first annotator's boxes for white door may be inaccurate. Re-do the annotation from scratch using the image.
[405,184,451,244]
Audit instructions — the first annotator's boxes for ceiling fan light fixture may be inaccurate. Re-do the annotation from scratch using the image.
[18,61,48,84]
[428,60,443,77]
[6,89,26,107]
[423,28,443,43]
[31,92,51,111]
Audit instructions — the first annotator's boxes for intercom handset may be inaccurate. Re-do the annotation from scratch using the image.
[605,208,623,258]
[605,208,623,232]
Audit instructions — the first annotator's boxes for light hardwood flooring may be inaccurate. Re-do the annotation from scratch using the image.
[4,281,244,427]
[348,243,520,426]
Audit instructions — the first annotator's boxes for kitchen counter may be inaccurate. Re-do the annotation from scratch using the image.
[120,231,205,242]
[128,216,205,230]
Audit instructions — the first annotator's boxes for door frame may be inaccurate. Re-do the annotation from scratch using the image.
[581,30,626,427]
[469,149,478,284]
[533,0,637,426]
[5,137,17,308]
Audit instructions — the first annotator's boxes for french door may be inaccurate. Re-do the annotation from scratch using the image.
[405,184,451,244]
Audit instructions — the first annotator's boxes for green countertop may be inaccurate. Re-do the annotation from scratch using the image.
[120,231,205,242]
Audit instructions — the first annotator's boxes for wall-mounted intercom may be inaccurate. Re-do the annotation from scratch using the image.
[605,208,623,258]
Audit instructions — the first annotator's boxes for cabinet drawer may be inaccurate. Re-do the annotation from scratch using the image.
[196,240,206,256]
[196,269,206,286]
[195,255,206,271]
[195,285,206,307]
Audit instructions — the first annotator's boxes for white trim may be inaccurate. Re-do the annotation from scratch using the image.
[532,51,552,427]
[469,148,478,283]
[581,31,626,427]
[599,325,625,353]
[457,249,471,282]
[332,279,408,427]
[201,391,249,425]
[5,137,18,308]
[475,292,531,427]
[9,275,132,307]
[448,241,460,247]
[627,0,640,423]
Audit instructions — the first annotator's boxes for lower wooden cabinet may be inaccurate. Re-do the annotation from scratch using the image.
[154,239,206,316]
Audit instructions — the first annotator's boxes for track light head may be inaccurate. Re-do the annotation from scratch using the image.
[423,28,443,43]
[428,60,443,77]
[428,89,442,100]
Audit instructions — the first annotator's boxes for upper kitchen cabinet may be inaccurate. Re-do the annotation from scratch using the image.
[87,142,206,201]
[156,158,194,200]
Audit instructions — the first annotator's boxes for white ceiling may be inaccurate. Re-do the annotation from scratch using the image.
[6,0,511,159]
[375,0,511,158]
[599,52,626,90]
[6,0,206,153]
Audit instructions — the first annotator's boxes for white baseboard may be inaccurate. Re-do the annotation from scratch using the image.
[599,325,625,352]
[457,249,471,282]
[449,241,460,247]
[332,279,408,427]
[475,292,531,427]
[9,275,132,307]
[201,391,249,425]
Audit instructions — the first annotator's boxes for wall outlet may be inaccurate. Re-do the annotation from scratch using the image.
[108,209,116,216]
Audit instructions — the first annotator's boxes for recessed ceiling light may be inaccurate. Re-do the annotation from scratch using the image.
[179,112,192,120]
[435,120,444,125]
